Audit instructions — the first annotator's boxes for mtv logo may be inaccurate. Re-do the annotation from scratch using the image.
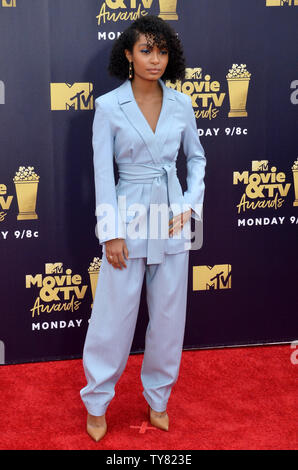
[45,263,63,274]
[0,80,4,104]
[266,0,297,5]
[193,264,232,291]
[2,0,16,6]
[50,83,93,111]
[185,68,202,80]
[252,160,268,171]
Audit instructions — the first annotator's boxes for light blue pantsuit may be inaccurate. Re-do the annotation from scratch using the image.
[80,77,205,415]
[80,250,189,415]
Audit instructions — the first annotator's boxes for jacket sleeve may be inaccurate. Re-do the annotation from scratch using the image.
[181,94,206,222]
[92,99,126,244]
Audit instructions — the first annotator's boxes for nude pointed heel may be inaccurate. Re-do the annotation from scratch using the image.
[148,405,169,431]
[86,413,107,442]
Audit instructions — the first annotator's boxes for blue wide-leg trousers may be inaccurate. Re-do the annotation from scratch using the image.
[80,250,189,416]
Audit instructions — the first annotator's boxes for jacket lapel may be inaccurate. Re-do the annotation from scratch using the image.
[117,78,176,164]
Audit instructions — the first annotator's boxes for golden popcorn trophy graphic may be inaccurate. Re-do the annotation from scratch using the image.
[158,0,178,20]
[13,166,39,220]
[193,264,232,291]
[88,257,102,307]
[292,159,298,207]
[226,64,251,117]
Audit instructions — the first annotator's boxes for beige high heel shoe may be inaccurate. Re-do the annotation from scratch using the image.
[86,413,107,442]
[148,405,169,431]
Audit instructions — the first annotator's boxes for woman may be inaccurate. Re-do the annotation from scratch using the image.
[80,15,206,442]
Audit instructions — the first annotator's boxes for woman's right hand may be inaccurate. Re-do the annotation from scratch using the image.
[105,238,129,269]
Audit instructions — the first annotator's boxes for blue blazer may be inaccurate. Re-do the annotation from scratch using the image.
[92,78,206,264]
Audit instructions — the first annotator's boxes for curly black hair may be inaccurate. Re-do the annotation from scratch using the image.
[108,15,186,82]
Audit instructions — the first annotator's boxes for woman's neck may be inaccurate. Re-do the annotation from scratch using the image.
[131,76,162,101]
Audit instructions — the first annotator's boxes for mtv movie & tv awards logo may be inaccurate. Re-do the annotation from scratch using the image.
[166,64,251,121]
[96,0,179,40]
[233,159,298,227]
[26,258,102,332]
[96,0,179,25]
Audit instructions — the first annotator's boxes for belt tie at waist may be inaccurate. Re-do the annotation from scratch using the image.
[117,162,185,264]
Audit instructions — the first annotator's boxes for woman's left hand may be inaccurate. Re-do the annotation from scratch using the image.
[169,209,192,237]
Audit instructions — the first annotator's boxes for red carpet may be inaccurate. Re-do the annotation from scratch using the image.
[0,345,297,450]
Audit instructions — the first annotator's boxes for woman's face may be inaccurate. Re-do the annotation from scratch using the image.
[125,33,169,82]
